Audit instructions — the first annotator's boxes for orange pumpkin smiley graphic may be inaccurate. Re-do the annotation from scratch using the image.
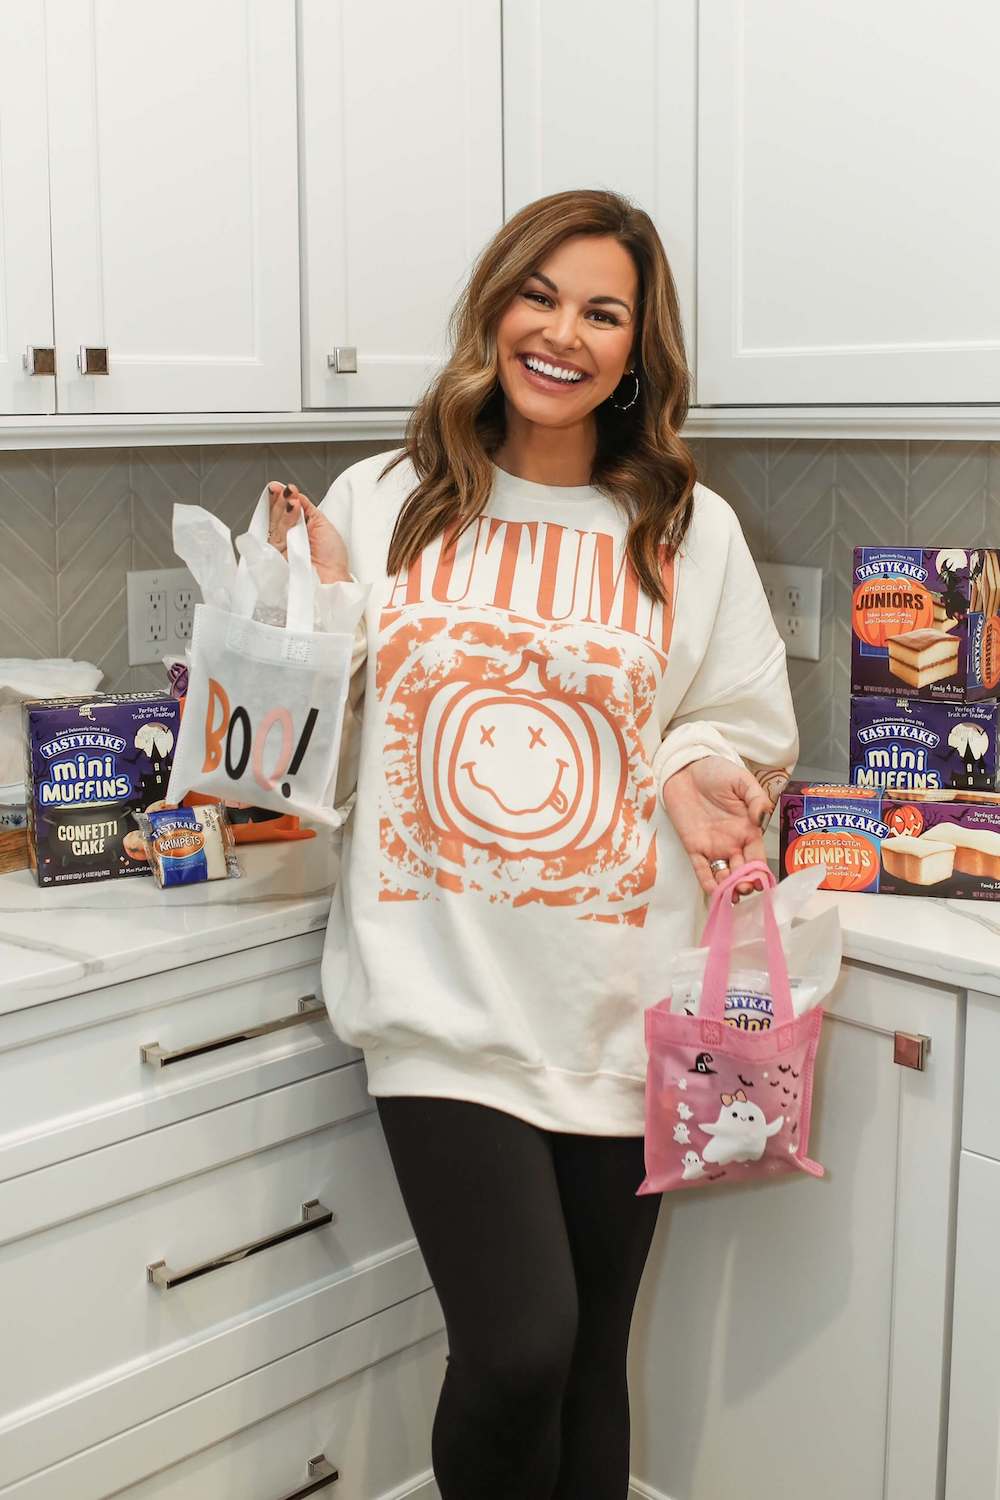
[418,649,629,859]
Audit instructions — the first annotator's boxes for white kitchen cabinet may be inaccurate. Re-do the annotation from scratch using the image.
[299,0,503,409]
[1,1292,444,1499]
[43,0,300,414]
[945,990,1000,1499]
[698,0,1000,405]
[945,1148,1000,1499]
[0,7,55,415]
[629,960,961,1500]
[503,0,697,367]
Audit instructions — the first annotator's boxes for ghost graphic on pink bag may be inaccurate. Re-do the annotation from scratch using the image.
[699,1089,784,1166]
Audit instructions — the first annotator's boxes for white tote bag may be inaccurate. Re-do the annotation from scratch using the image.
[166,493,359,827]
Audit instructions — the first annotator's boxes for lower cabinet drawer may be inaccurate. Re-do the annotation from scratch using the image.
[0,932,360,1182]
[4,1292,447,1500]
[0,1067,423,1477]
[119,1325,447,1500]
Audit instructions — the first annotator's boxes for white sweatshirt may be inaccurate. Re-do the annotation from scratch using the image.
[318,450,798,1135]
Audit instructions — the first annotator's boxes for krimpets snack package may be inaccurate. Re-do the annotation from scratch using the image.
[779,781,1000,901]
[133,803,241,888]
[851,547,1000,701]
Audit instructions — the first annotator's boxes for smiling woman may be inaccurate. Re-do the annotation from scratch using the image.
[260,188,799,1500]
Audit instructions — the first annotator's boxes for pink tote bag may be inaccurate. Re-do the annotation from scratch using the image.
[636,860,825,1196]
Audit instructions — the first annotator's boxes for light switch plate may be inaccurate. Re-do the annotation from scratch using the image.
[126,568,199,666]
[756,562,823,662]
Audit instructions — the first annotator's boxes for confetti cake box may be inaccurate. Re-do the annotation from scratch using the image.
[24,693,179,887]
[849,696,998,792]
[851,546,1000,701]
[778,780,1000,900]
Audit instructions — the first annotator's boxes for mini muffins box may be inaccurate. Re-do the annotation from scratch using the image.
[24,693,180,886]
[779,780,1000,900]
[849,696,998,792]
[851,546,1000,701]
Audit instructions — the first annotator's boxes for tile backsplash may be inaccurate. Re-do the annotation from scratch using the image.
[1,437,998,775]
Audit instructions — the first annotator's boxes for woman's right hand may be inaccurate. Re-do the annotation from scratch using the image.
[266,480,351,584]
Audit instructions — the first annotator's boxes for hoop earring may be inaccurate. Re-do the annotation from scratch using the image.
[610,369,640,412]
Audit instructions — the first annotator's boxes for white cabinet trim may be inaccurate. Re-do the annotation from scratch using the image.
[6,404,1000,450]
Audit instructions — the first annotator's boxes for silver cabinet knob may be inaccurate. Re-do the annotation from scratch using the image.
[327,346,357,374]
[23,346,55,376]
[78,345,110,375]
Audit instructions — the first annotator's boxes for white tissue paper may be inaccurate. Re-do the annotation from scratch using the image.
[0,658,103,785]
[669,866,842,1026]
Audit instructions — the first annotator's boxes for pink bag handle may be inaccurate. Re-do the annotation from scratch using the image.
[699,857,772,946]
[699,861,796,1029]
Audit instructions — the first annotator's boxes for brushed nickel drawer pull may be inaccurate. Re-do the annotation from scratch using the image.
[279,1454,340,1496]
[147,1198,334,1290]
[140,994,326,1067]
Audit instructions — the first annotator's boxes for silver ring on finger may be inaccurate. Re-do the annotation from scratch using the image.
[709,858,729,874]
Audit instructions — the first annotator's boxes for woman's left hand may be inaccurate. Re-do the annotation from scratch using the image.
[660,756,772,898]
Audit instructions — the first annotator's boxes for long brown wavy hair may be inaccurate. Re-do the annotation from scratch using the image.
[382,188,697,606]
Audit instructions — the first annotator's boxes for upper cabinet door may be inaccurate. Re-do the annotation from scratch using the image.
[698,1,1000,405]
[44,0,300,414]
[299,0,503,409]
[503,0,697,382]
[0,8,55,415]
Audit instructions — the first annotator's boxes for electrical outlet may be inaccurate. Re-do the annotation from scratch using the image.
[756,562,823,662]
[127,568,199,666]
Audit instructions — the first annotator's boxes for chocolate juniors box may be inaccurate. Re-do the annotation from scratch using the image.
[851,547,1000,701]
[24,693,179,886]
[779,780,1000,900]
[849,695,998,792]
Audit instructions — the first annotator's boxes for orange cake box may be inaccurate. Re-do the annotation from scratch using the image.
[778,780,1000,900]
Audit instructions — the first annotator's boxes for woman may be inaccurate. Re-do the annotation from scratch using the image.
[266,189,798,1499]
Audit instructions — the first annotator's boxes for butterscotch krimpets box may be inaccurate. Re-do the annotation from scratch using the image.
[851,547,1000,701]
[779,781,1000,900]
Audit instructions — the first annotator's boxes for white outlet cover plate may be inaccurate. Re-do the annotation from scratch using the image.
[756,561,823,662]
[126,567,199,666]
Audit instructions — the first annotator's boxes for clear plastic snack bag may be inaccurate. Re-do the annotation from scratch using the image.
[668,865,842,1030]
[132,803,241,889]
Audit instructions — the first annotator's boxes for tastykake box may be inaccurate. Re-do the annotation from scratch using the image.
[24,693,179,886]
[779,780,1000,900]
[849,696,998,792]
[851,546,1000,701]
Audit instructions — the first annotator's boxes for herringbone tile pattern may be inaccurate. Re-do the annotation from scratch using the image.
[0,441,395,696]
[1,438,998,773]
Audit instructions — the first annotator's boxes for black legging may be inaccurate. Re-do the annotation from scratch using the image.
[374,1094,662,1500]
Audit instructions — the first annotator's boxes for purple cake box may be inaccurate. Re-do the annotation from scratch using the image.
[849,696,998,792]
[23,692,180,887]
[779,780,1000,900]
[851,546,1000,701]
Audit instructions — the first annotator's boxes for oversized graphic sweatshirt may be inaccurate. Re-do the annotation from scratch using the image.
[317,450,798,1135]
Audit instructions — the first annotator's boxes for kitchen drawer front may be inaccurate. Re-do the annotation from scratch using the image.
[962,991,1000,1159]
[0,932,361,1181]
[2,1291,446,1500]
[109,1327,445,1500]
[0,1067,419,1453]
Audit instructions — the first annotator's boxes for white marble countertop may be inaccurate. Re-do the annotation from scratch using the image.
[1,825,998,1016]
[0,834,340,1017]
[801,888,1000,997]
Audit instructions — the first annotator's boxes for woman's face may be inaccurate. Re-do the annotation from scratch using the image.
[495,234,638,429]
